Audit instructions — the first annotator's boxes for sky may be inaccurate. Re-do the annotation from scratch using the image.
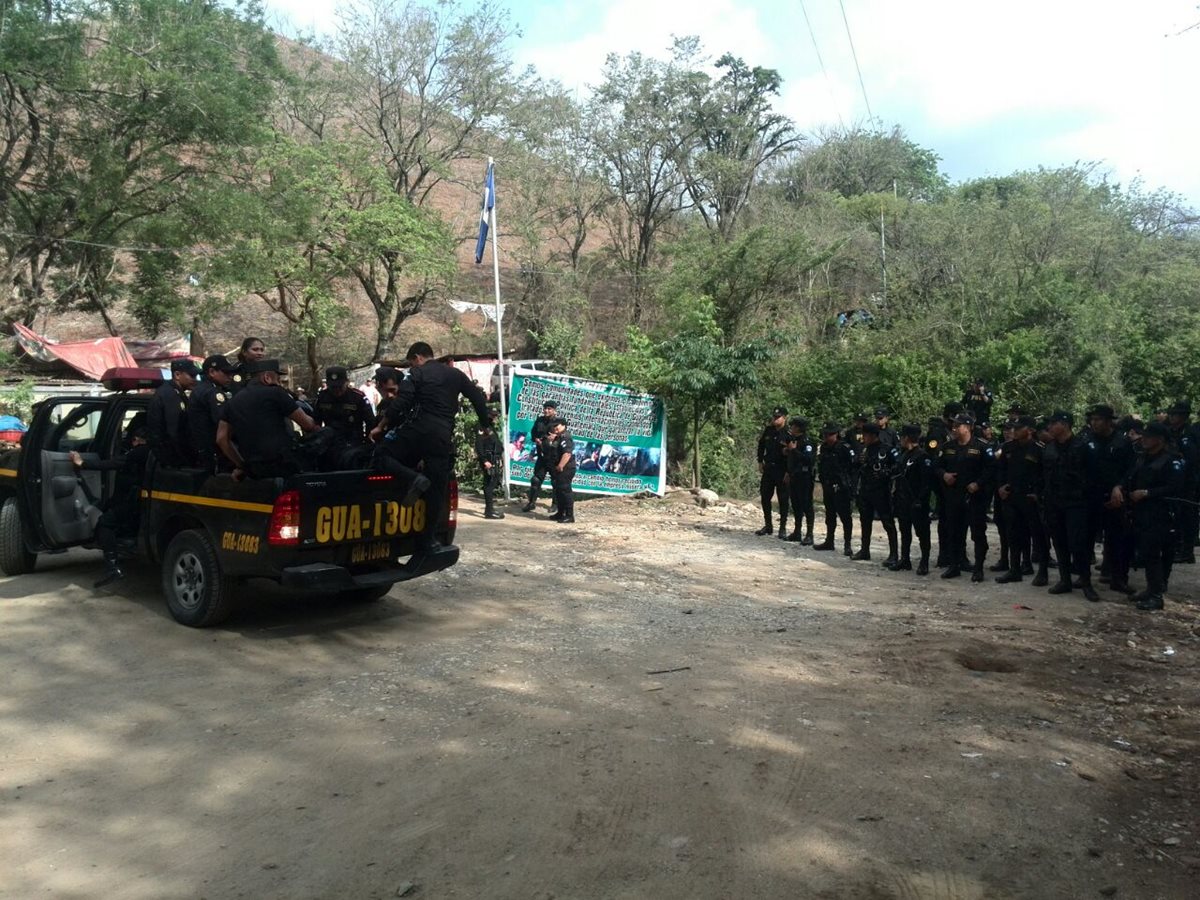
[260,0,1200,206]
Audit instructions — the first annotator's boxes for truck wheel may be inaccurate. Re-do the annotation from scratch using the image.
[0,496,36,576]
[161,530,238,627]
[344,585,392,603]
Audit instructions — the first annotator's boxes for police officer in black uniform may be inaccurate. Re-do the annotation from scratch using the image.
[313,365,374,466]
[147,358,199,467]
[814,423,855,556]
[1113,422,1185,610]
[522,400,559,513]
[1165,401,1199,563]
[1087,404,1135,594]
[475,412,506,520]
[755,406,790,537]
[547,417,576,523]
[1041,411,1100,601]
[230,336,266,394]
[187,355,236,473]
[853,423,899,565]
[371,367,401,427]
[784,417,816,544]
[962,378,993,424]
[995,415,1049,585]
[934,413,995,581]
[217,359,319,479]
[69,417,151,588]
[928,404,957,565]
[369,342,490,551]
[874,407,899,451]
[893,423,934,574]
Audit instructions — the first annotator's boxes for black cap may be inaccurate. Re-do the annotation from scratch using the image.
[978,419,992,429]
[1127,418,1145,435]
[325,365,348,383]
[874,406,891,418]
[1167,401,1191,416]
[900,424,922,440]
[862,422,881,436]
[1144,421,1170,440]
[952,413,975,426]
[1014,415,1038,430]
[247,358,284,375]
[771,405,788,418]
[170,358,201,376]
[821,422,841,435]
[201,355,235,374]
[1007,403,1024,415]
[788,416,809,430]
[373,366,400,383]
[1048,410,1074,426]
[852,411,868,422]
[553,416,569,427]
[943,402,963,418]
[1087,403,1116,420]
[543,400,558,409]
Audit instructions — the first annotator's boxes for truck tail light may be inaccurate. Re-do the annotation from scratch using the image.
[268,489,301,546]
[447,478,458,526]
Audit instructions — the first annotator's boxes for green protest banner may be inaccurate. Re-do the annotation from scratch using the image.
[505,372,666,496]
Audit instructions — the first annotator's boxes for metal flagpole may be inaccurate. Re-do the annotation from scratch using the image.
[487,157,511,500]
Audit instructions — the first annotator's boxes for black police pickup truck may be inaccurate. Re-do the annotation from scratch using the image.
[0,368,459,626]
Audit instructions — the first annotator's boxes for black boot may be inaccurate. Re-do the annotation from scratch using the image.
[1031,565,1049,587]
[801,522,814,545]
[941,565,962,579]
[889,558,912,571]
[94,555,124,589]
[851,548,871,561]
[995,569,1023,584]
[814,536,835,551]
[843,541,853,557]
[754,523,773,536]
[777,519,789,540]
[970,567,985,583]
[1108,578,1134,595]
[484,507,505,520]
[916,557,929,576]
[882,554,898,568]
[1048,567,1073,594]
[522,499,536,512]
[1136,593,1164,610]
[1021,559,1035,576]
[1079,577,1101,602]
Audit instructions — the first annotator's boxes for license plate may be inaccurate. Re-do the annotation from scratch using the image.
[312,499,427,544]
[350,541,393,564]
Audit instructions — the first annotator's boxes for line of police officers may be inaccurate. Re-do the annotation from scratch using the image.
[757,393,1197,612]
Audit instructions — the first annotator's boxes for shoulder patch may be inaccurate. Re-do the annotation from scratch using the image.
[215,392,225,403]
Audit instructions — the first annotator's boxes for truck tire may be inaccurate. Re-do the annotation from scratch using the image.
[344,585,392,603]
[161,530,238,627]
[0,496,36,576]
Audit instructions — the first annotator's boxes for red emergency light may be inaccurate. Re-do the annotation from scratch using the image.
[100,367,166,391]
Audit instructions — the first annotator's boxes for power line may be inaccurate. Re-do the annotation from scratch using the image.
[837,0,876,124]
[799,0,846,128]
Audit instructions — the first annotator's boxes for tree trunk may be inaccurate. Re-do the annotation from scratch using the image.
[189,317,204,357]
[692,400,701,488]
[306,334,320,394]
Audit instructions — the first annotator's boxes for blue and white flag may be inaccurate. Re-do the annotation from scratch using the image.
[474,159,495,264]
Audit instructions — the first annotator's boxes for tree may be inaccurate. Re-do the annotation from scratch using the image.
[679,54,800,239]
[1,0,283,329]
[779,125,946,204]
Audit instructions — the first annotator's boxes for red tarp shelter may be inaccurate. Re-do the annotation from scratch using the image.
[13,323,138,381]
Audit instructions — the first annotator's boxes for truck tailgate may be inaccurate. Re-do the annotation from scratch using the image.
[291,471,428,549]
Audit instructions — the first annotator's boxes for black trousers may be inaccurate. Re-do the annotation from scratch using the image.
[372,420,452,549]
[1135,513,1175,594]
[760,466,789,528]
[527,456,551,503]
[1003,495,1048,571]
[552,465,576,518]
[1101,507,1133,583]
[481,465,500,512]
[787,473,814,534]
[896,500,931,563]
[944,491,988,569]
[858,485,897,552]
[1045,505,1091,578]
[820,482,852,543]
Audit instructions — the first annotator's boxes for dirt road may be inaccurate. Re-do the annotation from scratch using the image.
[1,493,1197,899]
